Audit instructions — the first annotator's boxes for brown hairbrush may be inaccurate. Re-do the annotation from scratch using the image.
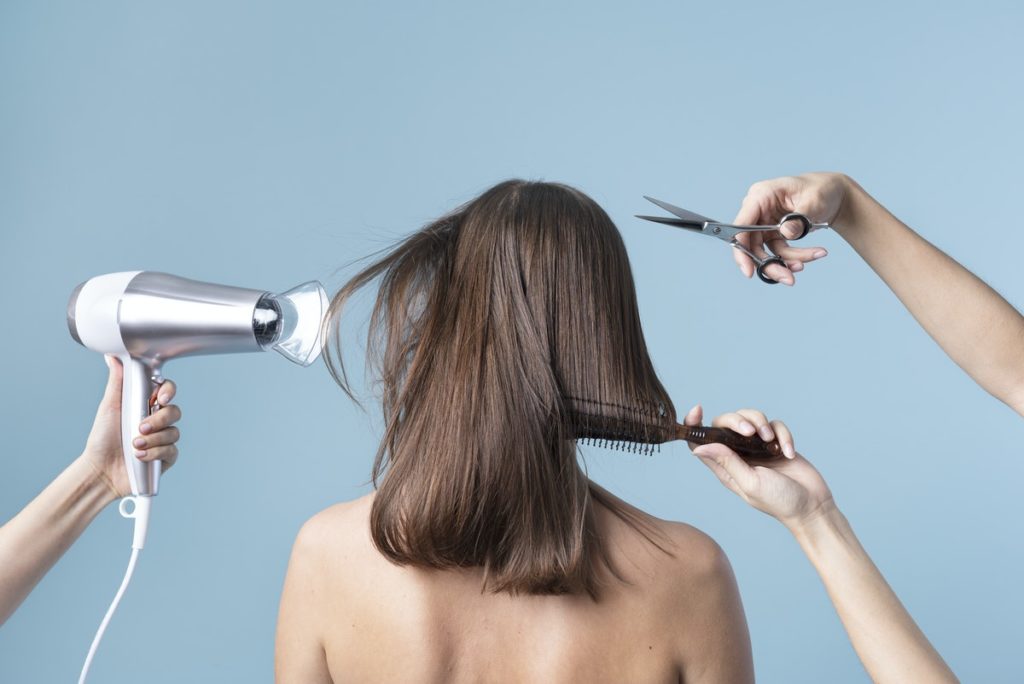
[567,396,782,461]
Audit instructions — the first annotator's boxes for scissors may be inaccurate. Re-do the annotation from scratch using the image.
[636,196,831,284]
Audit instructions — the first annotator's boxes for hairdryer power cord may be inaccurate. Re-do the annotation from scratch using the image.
[77,496,152,684]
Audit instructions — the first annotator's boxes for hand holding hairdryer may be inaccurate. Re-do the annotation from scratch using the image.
[67,271,328,500]
[82,358,183,500]
[66,271,328,683]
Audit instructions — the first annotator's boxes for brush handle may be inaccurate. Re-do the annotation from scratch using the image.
[675,424,782,461]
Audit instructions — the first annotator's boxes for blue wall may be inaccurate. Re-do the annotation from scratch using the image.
[2,1,1022,681]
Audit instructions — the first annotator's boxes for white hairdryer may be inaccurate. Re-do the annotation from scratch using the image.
[68,271,328,498]
[67,271,328,683]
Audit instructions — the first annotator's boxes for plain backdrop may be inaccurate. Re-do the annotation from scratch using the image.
[2,1,1022,682]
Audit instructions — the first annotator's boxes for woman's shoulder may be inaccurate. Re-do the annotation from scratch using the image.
[594,489,748,667]
[288,493,386,579]
[593,488,735,593]
[299,492,374,536]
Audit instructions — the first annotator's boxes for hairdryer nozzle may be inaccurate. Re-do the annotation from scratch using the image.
[254,281,329,367]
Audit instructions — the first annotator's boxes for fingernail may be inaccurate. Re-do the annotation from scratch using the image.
[784,444,796,459]
[158,394,170,405]
[135,449,147,459]
[133,437,146,448]
[813,250,828,259]
[139,422,152,434]
[692,445,710,457]
[739,421,756,435]
[104,355,113,369]
[759,425,774,441]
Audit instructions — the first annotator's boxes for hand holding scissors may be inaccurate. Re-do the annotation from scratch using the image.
[637,195,831,285]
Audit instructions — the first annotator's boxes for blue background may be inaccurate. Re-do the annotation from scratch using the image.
[2,1,1022,681]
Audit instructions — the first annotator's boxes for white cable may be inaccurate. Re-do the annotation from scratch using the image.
[78,496,152,684]
[78,547,140,684]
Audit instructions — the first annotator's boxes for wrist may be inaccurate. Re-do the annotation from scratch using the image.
[72,453,120,506]
[785,498,846,544]
[830,175,874,239]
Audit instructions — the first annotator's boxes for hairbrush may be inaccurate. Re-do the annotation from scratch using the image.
[567,396,782,460]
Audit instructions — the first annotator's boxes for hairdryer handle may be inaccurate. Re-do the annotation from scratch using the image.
[120,357,163,496]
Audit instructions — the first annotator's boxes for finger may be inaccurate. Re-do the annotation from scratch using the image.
[765,238,828,263]
[693,443,759,493]
[732,190,763,226]
[100,355,124,409]
[764,262,794,285]
[770,420,796,459]
[748,232,794,286]
[133,426,179,450]
[778,216,811,240]
[156,380,176,406]
[683,404,706,451]
[736,409,774,441]
[135,444,178,469]
[733,233,756,279]
[139,404,182,434]
[710,412,757,437]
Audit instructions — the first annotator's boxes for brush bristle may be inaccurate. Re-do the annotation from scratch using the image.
[566,395,674,456]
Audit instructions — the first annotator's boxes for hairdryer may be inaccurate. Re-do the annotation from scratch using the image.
[67,271,328,500]
[67,271,328,683]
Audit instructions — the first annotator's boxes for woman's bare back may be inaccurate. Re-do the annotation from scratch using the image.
[275,493,754,683]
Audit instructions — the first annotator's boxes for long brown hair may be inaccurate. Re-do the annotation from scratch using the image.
[325,180,675,598]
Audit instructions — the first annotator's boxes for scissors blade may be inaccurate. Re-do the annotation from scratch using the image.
[642,196,718,225]
[635,214,703,230]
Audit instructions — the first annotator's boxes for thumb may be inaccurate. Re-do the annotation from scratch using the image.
[101,354,124,410]
[778,215,807,240]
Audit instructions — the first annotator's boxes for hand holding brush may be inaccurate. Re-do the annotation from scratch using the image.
[570,396,787,460]
[687,406,958,683]
[681,405,794,461]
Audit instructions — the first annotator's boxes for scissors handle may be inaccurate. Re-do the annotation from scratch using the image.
[756,257,786,284]
[727,212,828,284]
[731,241,787,285]
[712,213,826,242]
[778,212,814,240]
[716,216,827,242]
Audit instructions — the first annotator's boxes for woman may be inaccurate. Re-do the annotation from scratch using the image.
[276,180,756,682]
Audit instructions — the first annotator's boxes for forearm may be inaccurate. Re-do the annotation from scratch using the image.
[0,455,116,624]
[835,178,1024,414]
[790,505,957,684]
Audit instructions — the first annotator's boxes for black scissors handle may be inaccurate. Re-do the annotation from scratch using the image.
[742,213,815,282]
[755,256,787,284]
[731,241,787,284]
[778,212,813,240]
